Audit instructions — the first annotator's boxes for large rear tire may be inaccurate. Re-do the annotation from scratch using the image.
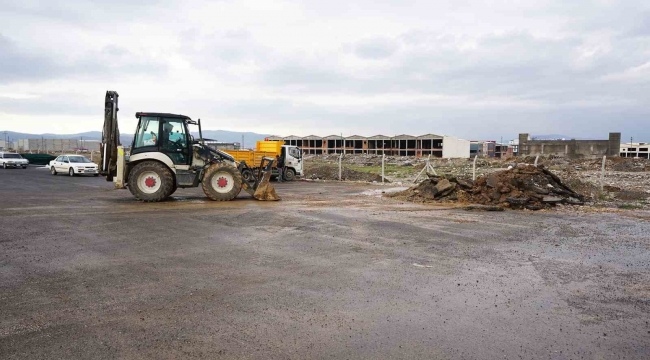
[128,161,174,202]
[202,163,242,201]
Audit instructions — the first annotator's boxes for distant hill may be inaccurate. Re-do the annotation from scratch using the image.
[2,130,104,141]
[2,129,271,149]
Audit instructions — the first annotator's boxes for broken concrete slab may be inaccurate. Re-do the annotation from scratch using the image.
[542,196,563,204]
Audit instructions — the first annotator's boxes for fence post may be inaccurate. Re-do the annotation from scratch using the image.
[338,153,343,181]
[472,155,478,181]
[600,155,606,190]
[382,154,385,184]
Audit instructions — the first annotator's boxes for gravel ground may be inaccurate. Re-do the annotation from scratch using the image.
[1,167,649,359]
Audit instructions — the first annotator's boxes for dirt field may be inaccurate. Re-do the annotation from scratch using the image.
[305,155,650,209]
[1,167,650,359]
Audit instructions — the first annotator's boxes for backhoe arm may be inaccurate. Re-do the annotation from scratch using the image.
[100,91,121,181]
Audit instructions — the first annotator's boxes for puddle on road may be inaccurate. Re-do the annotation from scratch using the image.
[361,187,409,197]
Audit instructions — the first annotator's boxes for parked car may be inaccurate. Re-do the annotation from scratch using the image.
[49,155,99,177]
[0,152,29,169]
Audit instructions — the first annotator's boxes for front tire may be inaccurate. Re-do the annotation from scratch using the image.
[69,168,75,177]
[51,167,57,175]
[2,163,6,169]
[202,163,242,201]
[283,168,296,181]
[128,161,175,202]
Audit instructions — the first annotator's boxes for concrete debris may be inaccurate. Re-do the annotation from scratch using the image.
[389,164,586,210]
[463,204,504,211]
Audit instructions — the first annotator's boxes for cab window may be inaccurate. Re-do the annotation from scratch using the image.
[161,118,187,149]
[134,117,160,149]
[289,147,301,159]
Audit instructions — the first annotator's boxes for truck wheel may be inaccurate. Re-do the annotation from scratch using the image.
[283,168,296,181]
[51,167,57,175]
[128,161,174,202]
[202,163,242,201]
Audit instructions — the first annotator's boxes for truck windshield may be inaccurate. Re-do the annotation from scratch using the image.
[68,156,91,163]
[3,154,22,159]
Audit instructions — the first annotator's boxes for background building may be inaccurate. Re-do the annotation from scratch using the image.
[620,143,649,158]
[16,138,100,152]
[518,132,621,157]
[0,140,15,151]
[267,134,470,158]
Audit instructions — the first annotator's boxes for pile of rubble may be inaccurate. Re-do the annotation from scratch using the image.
[390,165,585,210]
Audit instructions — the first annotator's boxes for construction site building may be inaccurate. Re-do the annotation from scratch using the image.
[518,133,621,158]
[267,134,470,158]
[469,141,512,158]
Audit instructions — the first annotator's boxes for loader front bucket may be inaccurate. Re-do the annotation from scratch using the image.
[241,157,281,201]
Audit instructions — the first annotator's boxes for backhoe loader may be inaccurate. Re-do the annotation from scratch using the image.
[99,91,279,202]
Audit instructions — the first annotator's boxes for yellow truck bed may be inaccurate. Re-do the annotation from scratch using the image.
[223,141,283,167]
[223,150,277,166]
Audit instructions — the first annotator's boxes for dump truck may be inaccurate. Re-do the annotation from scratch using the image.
[223,141,303,181]
[99,91,279,202]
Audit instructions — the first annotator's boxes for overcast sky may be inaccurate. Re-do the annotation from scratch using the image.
[0,0,648,141]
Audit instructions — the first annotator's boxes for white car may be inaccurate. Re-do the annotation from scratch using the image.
[49,155,99,177]
[0,152,29,169]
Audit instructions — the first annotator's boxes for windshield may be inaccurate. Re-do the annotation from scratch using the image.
[68,156,92,163]
[3,154,22,159]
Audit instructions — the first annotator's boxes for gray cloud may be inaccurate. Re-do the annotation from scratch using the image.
[0,34,166,84]
[0,0,648,142]
[354,37,399,59]
[0,34,59,82]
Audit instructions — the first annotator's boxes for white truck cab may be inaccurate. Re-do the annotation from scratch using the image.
[281,145,303,181]
[0,152,29,169]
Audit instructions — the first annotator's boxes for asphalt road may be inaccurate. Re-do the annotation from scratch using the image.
[1,167,649,359]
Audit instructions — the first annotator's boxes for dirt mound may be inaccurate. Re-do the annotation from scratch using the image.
[304,162,388,182]
[390,165,585,210]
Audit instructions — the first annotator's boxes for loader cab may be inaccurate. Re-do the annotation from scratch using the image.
[131,112,192,166]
